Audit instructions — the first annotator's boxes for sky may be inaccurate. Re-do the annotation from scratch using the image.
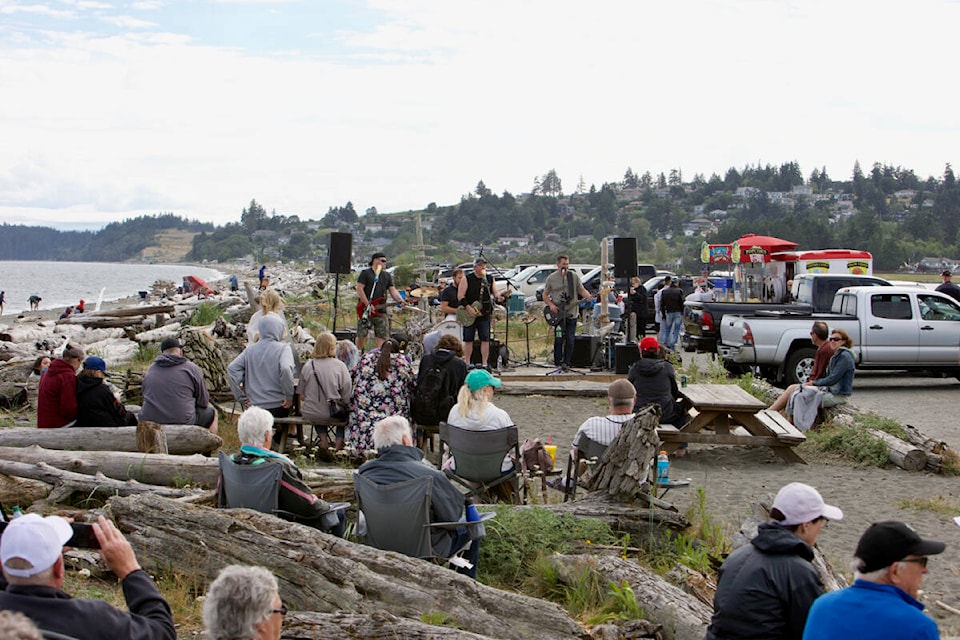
[1,0,958,230]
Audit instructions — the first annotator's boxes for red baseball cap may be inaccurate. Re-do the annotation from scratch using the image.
[639,336,659,352]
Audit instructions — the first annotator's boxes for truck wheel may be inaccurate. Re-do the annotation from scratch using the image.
[785,348,816,386]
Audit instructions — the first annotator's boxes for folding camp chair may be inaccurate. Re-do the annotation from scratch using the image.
[438,422,524,504]
[562,434,608,502]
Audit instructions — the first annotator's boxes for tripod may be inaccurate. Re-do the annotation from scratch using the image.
[518,315,551,368]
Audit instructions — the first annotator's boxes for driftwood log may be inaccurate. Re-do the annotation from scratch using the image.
[0,425,222,455]
[518,496,689,537]
[549,554,712,640]
[108,494,590,640]
[0,445,219,487]
[284,611,495,640]
[0,460,204,503]
[866,428,927,472]
[589,406,660,500]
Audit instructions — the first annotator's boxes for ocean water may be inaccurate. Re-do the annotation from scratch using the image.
[0,261,226,316]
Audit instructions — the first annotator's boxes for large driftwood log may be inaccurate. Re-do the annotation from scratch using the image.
[0,425,222,455]
[0,461,204,502]
[549,554,712,640]
[518,496,690,537]
[108,494,589,640]
[589,407,660,500]
[0,446,219,487]
[866,428,927,472]
[284,611,495,640]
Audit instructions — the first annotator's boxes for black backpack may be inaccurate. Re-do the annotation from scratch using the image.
[411,362,450,426]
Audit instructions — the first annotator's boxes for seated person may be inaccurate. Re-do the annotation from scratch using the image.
[560,379,636,488]
[223,406,345,537]
[357,415,481,579]
[627,336,686,426]
[445,368,514,473]
[75,356,138,428]
[203,565,284,640]
[770,321,833,413]
[37,343,85,429]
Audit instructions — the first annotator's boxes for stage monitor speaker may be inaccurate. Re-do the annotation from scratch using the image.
[613,237,638,278]
[615,343,641,374]
[470,339,501,367]
[571,336,599,368]
[328,232,353,274]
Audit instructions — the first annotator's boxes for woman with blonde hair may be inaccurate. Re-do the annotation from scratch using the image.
[445,369,515,475]
[346,338,415,458]
[246,288,286,344]
[299,332,353,454]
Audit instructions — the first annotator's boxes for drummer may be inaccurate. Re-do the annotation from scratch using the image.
[439,269,464,320]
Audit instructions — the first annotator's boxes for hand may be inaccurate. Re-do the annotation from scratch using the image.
[241,397,251,410]
[468,306,478,316]
[281,399,292,409]
[93,515,141,581]
[548,303,559,313]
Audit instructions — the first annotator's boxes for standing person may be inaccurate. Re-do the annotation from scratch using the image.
[0,513,176,640]
[246,288,286,344]
[439,269,465,319]
[356,252,405,352]
[139,337,218,434]
[347,338,415,459]
[258,264,267,289]
[654,277,669,345]
[75,356,138,428]
[627,276,648,342]
[0,290,5,315]
[803,521,946,640]
[457,258,503,366]
[935,269,960,303]
[660,278,684,352]
[299,331,353,454]
[705,482,843,640]
[37,343,84,428]
[28,295,41,311]
[203,565,285,640]
[627,337,686,426]
[542,255,591,371]
[769,321,834,412]
[228,315,296,446]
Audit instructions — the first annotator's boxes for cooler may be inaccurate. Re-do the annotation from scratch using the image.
[508,292,525,315]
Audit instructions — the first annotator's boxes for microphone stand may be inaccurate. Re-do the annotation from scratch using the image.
[476,246,511,370]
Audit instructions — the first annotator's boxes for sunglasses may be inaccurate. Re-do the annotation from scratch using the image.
[829,336,842,342]
[900,557,929,568]
[270,605,288,616]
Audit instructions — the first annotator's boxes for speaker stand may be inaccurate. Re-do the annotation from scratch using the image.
[331,272,341,334]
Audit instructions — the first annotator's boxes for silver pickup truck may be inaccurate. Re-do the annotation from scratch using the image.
[718,286,960,384]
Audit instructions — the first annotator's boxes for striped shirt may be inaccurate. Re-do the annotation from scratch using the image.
[572,413,635,448]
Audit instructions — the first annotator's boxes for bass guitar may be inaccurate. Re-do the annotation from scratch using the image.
[356,297,387,319]
[456,301,482,327]
[543,305,563,327]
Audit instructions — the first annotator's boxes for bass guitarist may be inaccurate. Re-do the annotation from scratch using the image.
[456,257,502,367]
[356,252,405,351]
[543,254,591,371]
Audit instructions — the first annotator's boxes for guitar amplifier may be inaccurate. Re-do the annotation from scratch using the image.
[615,343,641,374]
[571,336,599,368]
[470,338,501,367]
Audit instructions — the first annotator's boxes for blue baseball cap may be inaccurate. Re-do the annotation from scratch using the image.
[466,368,502,391]
[82,356,106,372]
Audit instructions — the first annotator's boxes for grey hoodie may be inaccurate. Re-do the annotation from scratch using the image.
[227,314,295,409]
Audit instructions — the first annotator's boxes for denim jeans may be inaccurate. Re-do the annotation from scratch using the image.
[451,527,482,579]
[553,316,577,366]
[664,312,682,351]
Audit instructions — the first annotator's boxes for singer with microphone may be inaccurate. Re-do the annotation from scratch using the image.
[543,254,592,371]
[457,257,502,367]
[356,252,405,351]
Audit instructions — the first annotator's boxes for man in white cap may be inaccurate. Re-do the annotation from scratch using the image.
[0,513,175,640]
[803,520,946,640]
[705,482,843,640]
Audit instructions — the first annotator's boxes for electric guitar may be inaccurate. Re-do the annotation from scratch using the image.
[543,305,563,327]
[456,301,482,327]
[357,297,387,319]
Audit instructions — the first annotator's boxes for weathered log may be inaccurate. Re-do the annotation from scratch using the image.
[589,407,660,500]
[57,316,145,329]
[0,446,219,487]
[548,554,712,640]
[284,611,496,639]
[0,327,55,343]
[136,420,168,454]
[0,473,51,505]
[0,461,204,501]
[866,428,927,472]
[0,425,222,455]
[108,494,590,640]
[84,304,176,319]
[517,496,690,537]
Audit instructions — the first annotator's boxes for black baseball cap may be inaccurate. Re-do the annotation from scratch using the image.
[942,270,952,277]
[855,521,946,572]
[369,252,386,265]
[160,337,181,351]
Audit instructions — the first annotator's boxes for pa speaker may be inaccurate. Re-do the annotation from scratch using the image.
[571,336,599,368]
[615,343,641,374]
[328,233,353,274]
[613,237,638,278]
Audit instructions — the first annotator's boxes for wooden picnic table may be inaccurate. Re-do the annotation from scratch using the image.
[657,383,807,464]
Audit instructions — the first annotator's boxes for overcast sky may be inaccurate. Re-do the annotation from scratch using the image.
[1,0,957,229]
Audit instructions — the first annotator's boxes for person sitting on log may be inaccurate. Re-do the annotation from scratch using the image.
[706,482,843,640]
[36,343,84,429]
[224,406,345,537]
[203,565,285,640]
[75,356,138,428]
[769,321,834,414]
[0,513,176,640]
[627,337,688,444]
[140,337,218,435]
[357,415,481,579]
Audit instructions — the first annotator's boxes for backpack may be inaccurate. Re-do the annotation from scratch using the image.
[411,362,451,426]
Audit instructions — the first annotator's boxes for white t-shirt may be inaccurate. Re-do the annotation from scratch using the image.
[572,413,634,448]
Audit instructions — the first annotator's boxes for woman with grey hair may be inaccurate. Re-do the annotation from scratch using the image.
[222,406,346,536]
[203,565,284,640]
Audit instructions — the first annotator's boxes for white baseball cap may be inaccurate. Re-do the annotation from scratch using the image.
[772,482,843,526]
[1,513,73,577]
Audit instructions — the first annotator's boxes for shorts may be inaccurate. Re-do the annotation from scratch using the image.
[820,392,849,408]
[462,317,491,343]
[358,314,389,339]
[195,405,216,429]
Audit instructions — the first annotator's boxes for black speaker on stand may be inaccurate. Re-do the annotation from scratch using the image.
[327,233,353,333]
[613,237,638,278]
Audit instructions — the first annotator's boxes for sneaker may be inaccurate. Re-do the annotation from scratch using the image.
[561,364,570,372]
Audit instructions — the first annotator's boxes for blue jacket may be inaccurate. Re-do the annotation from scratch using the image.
[813,347,855,396]
[803,579,939,640]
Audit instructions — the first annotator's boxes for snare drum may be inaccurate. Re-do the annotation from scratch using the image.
[423,320,463,356]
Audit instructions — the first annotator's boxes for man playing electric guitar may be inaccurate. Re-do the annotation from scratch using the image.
[457,257,502,366]
[542,254,592,371]
[356,252,405,351]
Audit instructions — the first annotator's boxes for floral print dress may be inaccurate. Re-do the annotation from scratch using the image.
[347,349,416,456]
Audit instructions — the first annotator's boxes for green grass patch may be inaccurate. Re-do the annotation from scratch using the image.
[804,422,889,467]
[420,611,461,628]
[735,373,768,402]
[896,495,960,516]
[853,412,909,440]
[187,302,224,326]
[132,342,159,368]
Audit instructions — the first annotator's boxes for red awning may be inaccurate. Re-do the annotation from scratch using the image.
[734,233,799,252]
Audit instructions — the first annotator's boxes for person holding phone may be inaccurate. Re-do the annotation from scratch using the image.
[0,513,175,640]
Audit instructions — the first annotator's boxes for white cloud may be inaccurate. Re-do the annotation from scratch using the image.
[99,13,156,28]
[0,2,76,19]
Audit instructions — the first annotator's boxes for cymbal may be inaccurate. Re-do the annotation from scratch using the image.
[410,287,439,298]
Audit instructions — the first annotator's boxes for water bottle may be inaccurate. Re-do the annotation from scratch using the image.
[464,498,485,539]
[10,506,23,519]
[656,451,670,485]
